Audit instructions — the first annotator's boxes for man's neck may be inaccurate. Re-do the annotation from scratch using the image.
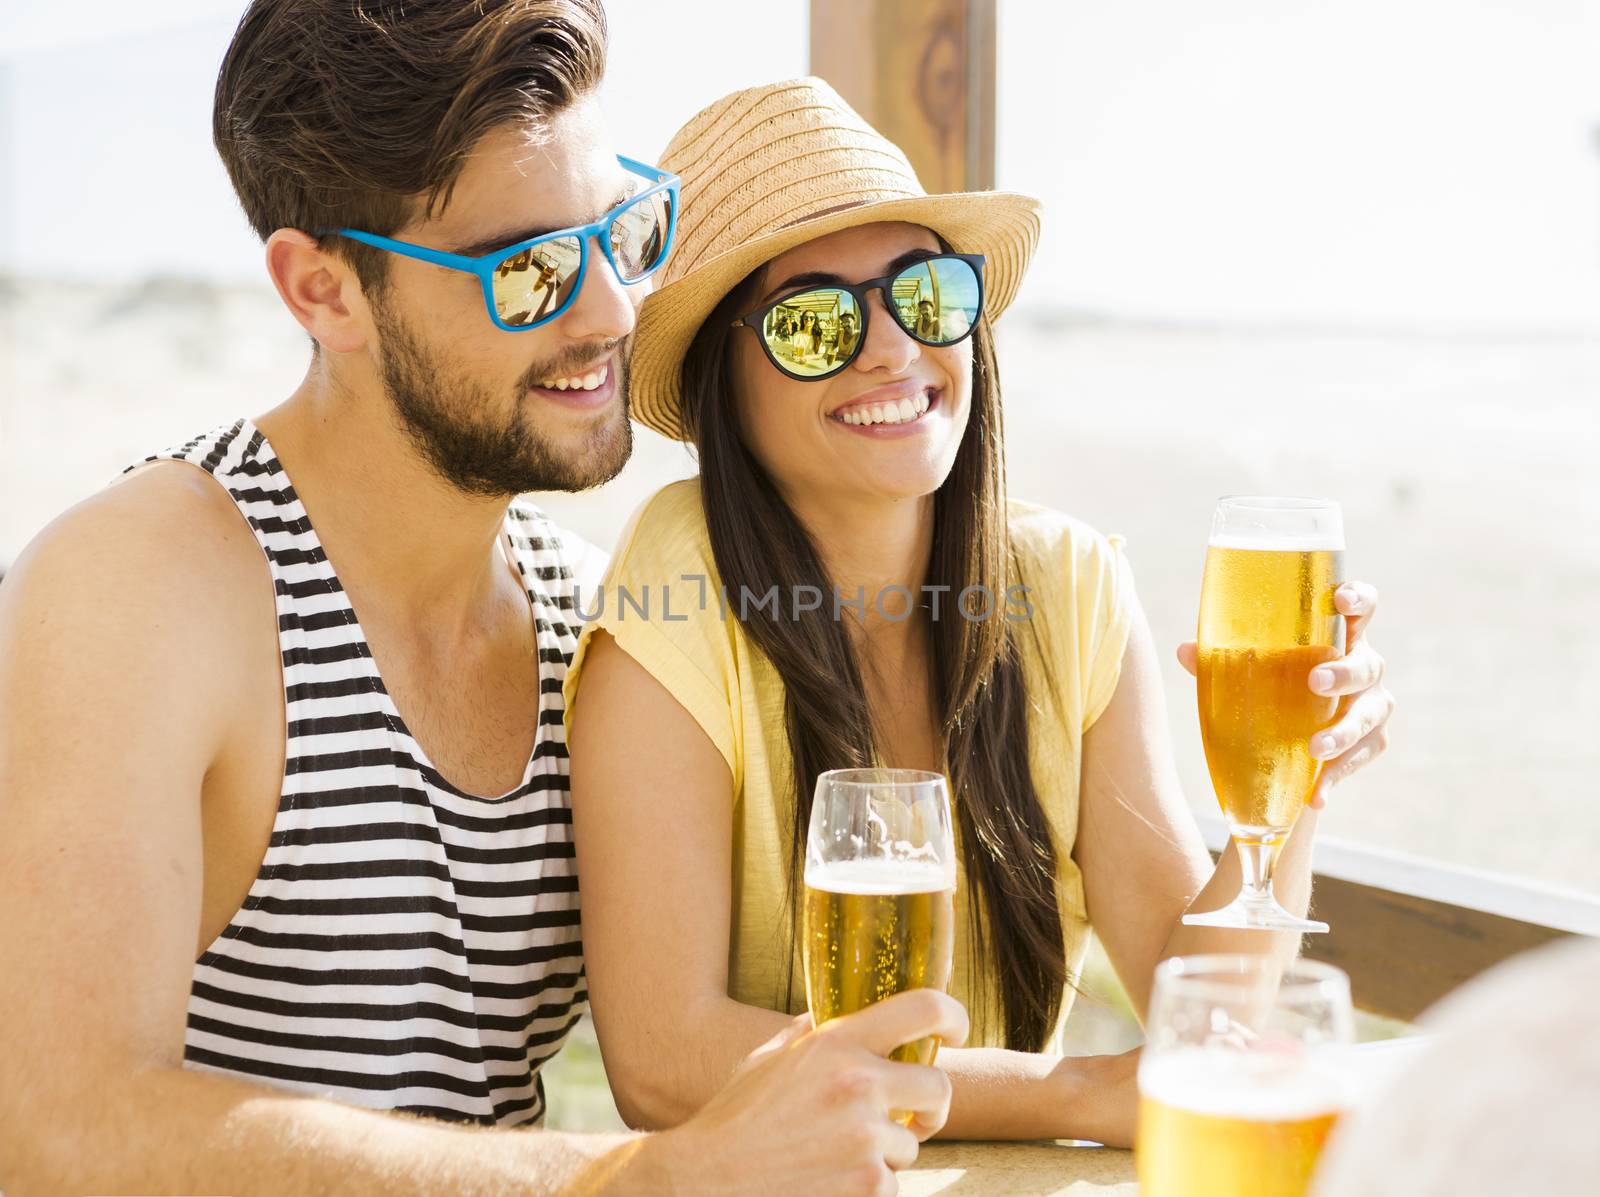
[255,362,516,633]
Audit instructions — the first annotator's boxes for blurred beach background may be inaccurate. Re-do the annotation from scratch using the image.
[3,0,1597,1130]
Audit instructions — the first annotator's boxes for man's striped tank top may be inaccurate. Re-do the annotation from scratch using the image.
[131,420,586,1127]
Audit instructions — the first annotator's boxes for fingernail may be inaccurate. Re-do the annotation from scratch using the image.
[1337,585,1359,609]
[1312,734,1337,759]
[1310,667,1334,693]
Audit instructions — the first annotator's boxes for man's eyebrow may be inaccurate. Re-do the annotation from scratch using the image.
[452,185,634,260]
[758,249,942,306]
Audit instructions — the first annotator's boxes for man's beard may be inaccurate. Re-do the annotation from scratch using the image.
[371,299,633,498]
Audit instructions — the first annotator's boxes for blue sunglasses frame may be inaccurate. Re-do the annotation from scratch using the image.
[327,156,680,332]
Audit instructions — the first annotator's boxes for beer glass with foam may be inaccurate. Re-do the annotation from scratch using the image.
[1137,955,1354,1197]
[1184,496,1345,932]
[802,769,957,1074]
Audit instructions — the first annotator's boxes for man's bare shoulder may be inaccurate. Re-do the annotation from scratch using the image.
[33,458,260,584]
[1,461,271,708]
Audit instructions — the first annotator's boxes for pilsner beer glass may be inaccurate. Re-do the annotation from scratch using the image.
[1137,955,1354,1197]
[802,769,957,1071]
[1184,496,1345,933]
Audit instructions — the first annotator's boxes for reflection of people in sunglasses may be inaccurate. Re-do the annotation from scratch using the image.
[828,309,860,364]
[566,75,1395,1162]
[790,309,818,359]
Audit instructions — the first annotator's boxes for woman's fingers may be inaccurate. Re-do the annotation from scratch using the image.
[1312,685,1395,763]
[1306,684,1395,808]
[1308,722,1391,808]
[1176,641,1198,677]
[1336,580,1380,646]
[1310,637,1386,697]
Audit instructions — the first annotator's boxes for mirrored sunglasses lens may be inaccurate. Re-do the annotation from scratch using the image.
[492,236,583,327]
[761,289,860,378]
[608,189,673,280]
[891,257,981,344]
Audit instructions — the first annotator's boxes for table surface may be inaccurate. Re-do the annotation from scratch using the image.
[899,1142,1136,1196]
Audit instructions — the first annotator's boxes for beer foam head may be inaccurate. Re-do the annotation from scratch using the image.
[804,858,956,895]
[1139,1047,1347,1121]
[1209,496,1345,552]
[1208,530,1346,551]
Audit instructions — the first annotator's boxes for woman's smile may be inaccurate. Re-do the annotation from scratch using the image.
[826,381,943,436]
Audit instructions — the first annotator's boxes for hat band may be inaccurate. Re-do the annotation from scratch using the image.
[779,196,886,230]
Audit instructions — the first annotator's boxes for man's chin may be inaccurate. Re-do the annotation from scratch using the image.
[528,414,633,494]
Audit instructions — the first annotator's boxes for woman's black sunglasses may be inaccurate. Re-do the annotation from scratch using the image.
[731,252,986,381]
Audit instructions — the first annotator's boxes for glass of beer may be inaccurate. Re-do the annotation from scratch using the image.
[1184,496,1345,933]
[1137,954,1354,1197]
[802,768,957,1072]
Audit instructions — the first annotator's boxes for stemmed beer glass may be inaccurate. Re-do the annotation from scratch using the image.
[1184,497,1345,933]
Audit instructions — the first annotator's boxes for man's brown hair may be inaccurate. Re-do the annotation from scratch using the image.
[213,0,608,292]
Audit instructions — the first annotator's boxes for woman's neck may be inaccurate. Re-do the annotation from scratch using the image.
[787,488,936,639]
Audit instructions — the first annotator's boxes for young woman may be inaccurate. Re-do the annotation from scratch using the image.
[564,78,1394,1147]
[791,309,819,360]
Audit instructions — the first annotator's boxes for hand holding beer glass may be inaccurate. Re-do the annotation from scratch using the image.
[802,769,957,1093]
[1185,497,1345,933]
[1137,955,1354,1197]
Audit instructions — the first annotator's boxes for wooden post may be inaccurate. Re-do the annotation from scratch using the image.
[809,0,997,193]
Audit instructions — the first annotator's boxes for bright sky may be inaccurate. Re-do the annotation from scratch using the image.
[3,0,1598,329]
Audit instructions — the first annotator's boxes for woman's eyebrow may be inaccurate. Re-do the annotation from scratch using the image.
[759,270,844,306]
[760,249,942,306]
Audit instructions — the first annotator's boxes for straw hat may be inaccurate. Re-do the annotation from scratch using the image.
[629,76,1041,442]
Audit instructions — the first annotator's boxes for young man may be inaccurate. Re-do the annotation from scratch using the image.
[0,2,963,1193]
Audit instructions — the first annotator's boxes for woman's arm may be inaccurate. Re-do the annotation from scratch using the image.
[568,632,1139,1145]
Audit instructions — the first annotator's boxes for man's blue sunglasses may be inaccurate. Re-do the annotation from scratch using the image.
[325,156,680,333]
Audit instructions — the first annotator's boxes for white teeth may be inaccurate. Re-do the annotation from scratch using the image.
[834,393,933,426]
[538,364,610,392]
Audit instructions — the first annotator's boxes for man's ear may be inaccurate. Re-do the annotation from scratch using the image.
[264,229,370,354]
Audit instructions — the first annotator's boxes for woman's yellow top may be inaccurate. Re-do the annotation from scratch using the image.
[563,479,1134,1049]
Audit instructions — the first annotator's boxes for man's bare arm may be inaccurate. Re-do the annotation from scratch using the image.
[0,472,648,1196]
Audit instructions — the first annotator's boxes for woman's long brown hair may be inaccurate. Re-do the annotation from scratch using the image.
[677,261,1069,1051]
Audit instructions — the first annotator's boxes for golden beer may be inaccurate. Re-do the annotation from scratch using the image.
[1137,1049,1343,1197]
[1197,545,1343,838]
[802,859,955,1067]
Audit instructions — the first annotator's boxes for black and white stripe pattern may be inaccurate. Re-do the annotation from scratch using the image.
[131,420,585,1127]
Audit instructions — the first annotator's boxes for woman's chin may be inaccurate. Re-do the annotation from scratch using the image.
[822,455,956,505]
